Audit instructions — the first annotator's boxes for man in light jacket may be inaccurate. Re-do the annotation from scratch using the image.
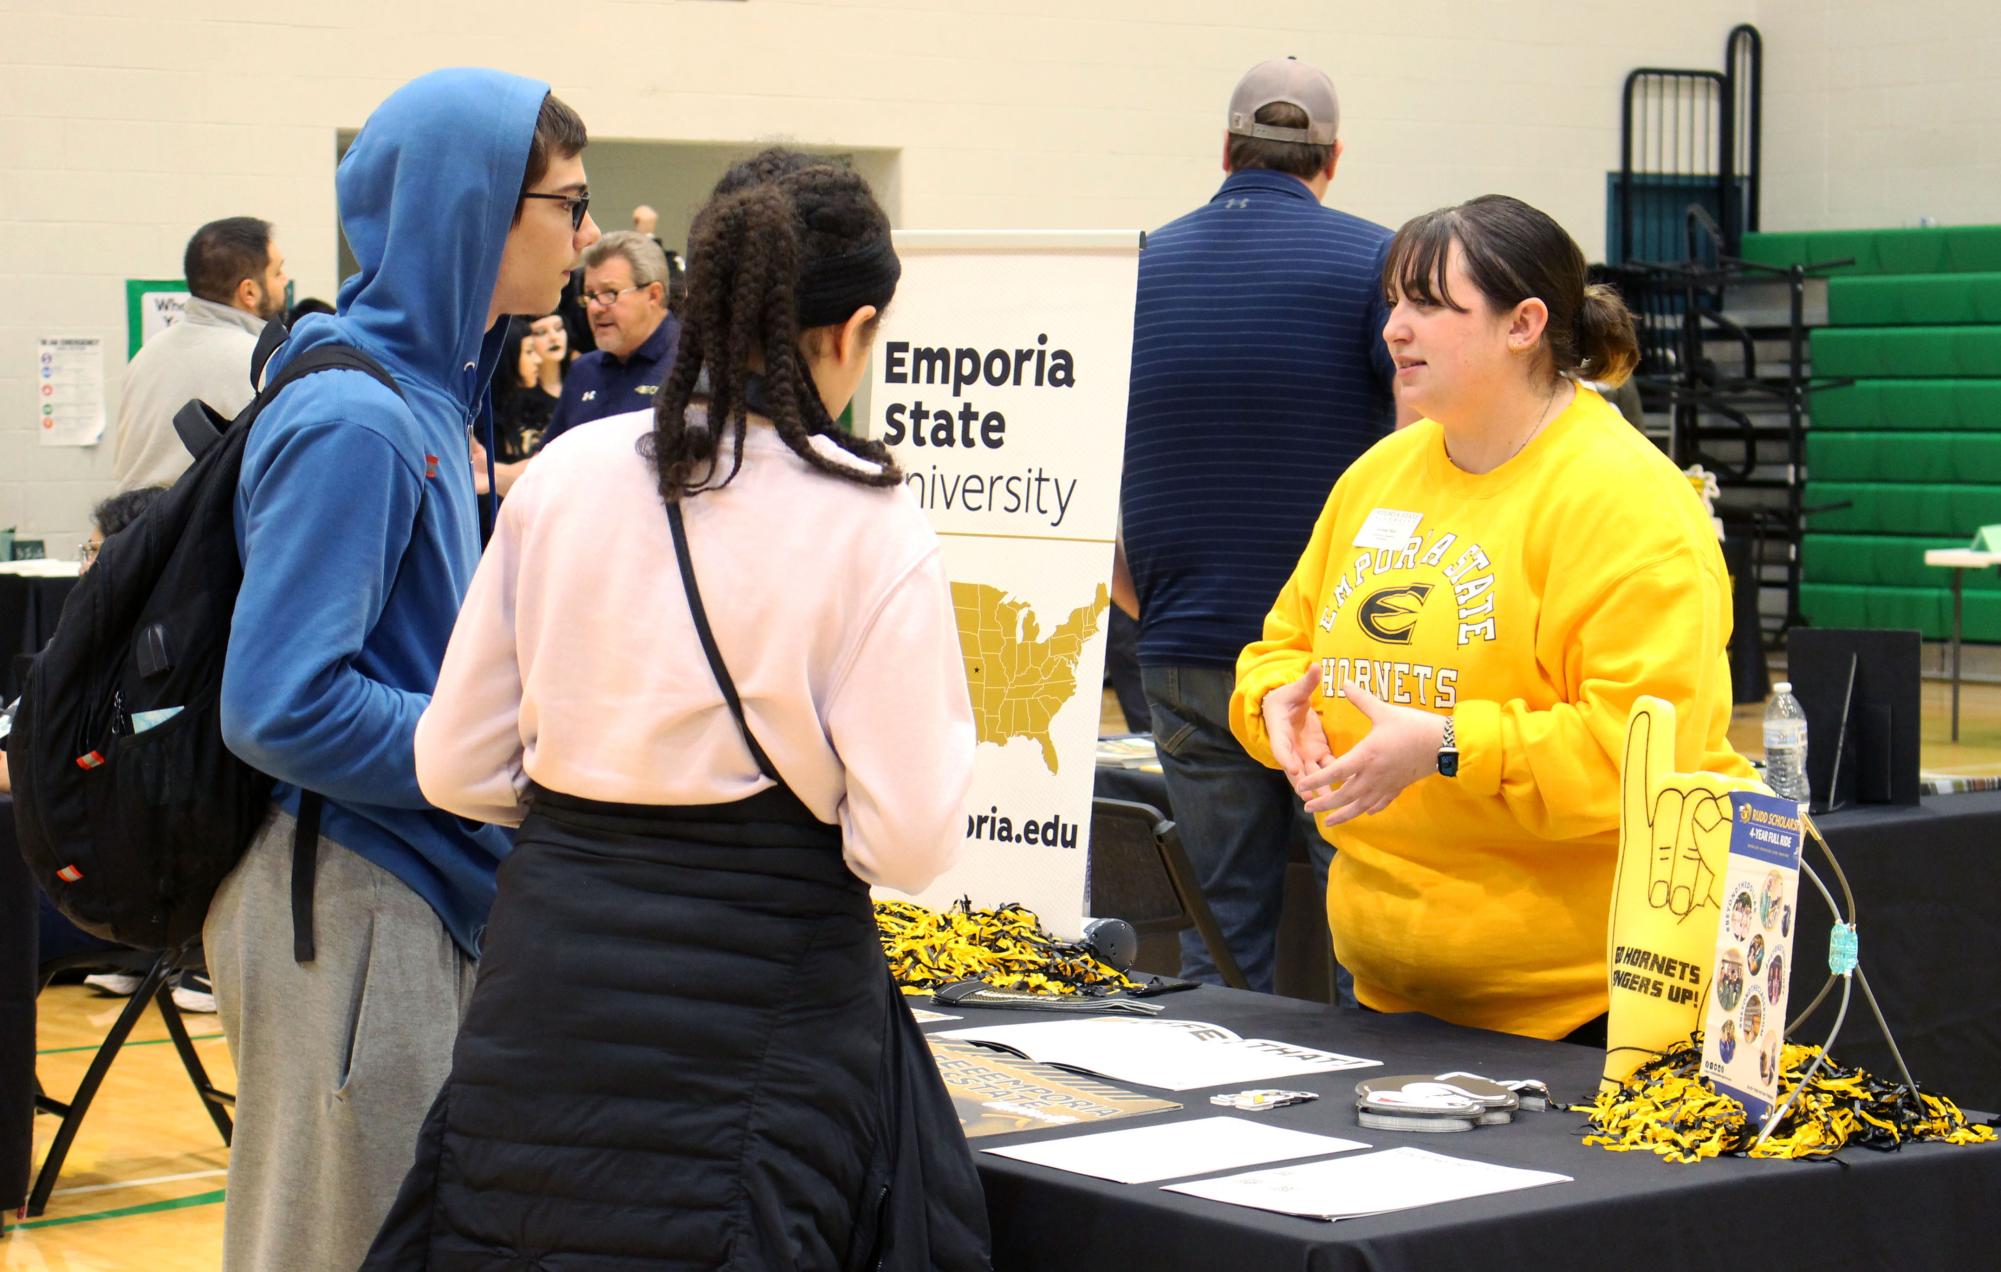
[111,217,288,491]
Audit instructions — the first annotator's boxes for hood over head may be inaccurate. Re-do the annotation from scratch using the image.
[323,68,552,405]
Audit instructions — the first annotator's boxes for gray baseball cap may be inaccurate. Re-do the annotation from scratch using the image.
[1226,56,1339,145]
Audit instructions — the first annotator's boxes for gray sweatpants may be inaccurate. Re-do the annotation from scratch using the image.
[204,808,475,1272]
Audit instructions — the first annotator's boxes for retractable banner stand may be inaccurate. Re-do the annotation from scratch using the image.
[866,230,1141,938]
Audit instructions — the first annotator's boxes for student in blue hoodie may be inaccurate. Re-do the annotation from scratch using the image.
[204,69,600,1272]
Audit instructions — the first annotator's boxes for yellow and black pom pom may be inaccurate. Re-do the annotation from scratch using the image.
[875,897,1139,997]
[1576,1033,1997,1162]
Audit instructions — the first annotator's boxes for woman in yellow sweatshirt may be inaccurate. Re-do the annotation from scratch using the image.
[1230,195,1751,1041]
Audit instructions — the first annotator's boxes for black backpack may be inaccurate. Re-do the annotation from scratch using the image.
[10,322,401,954]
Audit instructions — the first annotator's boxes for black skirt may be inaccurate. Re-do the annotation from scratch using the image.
[364,786,991,1270]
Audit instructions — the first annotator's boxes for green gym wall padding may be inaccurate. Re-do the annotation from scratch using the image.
[1810,326,2001,378]
[1741,226,2001,276]
[1801,534,2001,589]
[1809,380,2001,431]
[1804,482,2001,536]
[1828,273,2001,326]
[1807,432,2001,483]
[1800,583,2001,642]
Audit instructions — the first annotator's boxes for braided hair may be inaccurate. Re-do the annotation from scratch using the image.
[644,153,903,501]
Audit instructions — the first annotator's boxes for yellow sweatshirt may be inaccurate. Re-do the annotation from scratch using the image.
[1230,387,1751,1040]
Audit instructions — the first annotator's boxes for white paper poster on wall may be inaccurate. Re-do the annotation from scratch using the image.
[37,337,106,447]
[867,230,1141,938]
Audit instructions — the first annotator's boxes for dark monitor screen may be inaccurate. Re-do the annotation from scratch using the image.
[1783,628,1921,810]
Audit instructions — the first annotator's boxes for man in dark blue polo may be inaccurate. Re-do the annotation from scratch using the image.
[542,230,679,445]
[1116,56,1409,996]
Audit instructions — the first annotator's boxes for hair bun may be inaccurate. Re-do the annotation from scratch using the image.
[1578,283,1639,387]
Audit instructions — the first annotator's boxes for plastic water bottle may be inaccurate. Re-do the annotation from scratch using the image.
[1763,682,1810,806]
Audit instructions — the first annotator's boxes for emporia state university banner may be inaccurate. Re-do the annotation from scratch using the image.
[865,230,1141,938]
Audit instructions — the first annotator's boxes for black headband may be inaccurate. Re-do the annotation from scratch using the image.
[797,237,901,329]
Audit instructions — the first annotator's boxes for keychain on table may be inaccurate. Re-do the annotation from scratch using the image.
[1210,1089,1319,1112]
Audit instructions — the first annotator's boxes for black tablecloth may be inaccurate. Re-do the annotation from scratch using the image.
[1097,763,2001,1114]
[1801,790,2001,1114]
[0,796,36,1213]
[0,571,75,701]
[938,987,1997,1272]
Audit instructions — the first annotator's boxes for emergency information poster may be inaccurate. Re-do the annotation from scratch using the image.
[37,337,105,447]
[866,230,1140,937]
[1700,791,1806,1121]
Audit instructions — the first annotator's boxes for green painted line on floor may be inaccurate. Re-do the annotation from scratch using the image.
[13,1187,226,1230]
[37,1032,225,1057]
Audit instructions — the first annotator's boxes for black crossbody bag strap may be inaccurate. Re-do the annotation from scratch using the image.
[666,501,782,784]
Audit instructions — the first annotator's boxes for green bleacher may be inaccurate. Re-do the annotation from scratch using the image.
[1802,483,2001,537]
[1805,433,2001,484]
[1802,535,2001,590]
[1797,584,2001,642]
[1811,328,2001,378]
[1744,225,2001,642]
[1807,380,2001,431]
[1829,273,2001,326]
[1740,225,2001,276]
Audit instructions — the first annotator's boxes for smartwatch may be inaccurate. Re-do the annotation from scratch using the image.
[1437,715,1459,778]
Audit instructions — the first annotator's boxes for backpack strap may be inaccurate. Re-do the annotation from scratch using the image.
[665,501,781,784]
[172,400,230,462]
[249,317,289,387]
[292,791,324,962]
[172,332,408,466]
[234,335,402,965]
[260,343,402,406]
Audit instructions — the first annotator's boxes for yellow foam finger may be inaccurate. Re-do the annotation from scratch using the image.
[1605,697,1765,1089]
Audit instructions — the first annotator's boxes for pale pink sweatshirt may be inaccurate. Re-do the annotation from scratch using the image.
[413,410,974,895]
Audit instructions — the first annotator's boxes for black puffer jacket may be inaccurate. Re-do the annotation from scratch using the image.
[364,788,992,1271]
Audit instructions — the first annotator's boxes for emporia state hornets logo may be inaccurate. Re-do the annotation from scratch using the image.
[1356,584,1432,644]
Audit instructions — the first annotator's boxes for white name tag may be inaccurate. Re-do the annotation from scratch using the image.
[1352,508,1422,551]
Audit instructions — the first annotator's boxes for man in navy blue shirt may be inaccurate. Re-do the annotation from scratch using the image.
[1116,56,1408,996]
[542,230,680,446]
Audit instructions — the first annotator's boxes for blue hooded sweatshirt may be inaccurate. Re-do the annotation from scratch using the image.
[221,69,548,955]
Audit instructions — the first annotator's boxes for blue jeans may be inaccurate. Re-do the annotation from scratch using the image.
[1142,664,1349,1001]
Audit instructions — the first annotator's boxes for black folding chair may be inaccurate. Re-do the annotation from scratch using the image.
[1087,797,1249,990]
[29,947,233,1216]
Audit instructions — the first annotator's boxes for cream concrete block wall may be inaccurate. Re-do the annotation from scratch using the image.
[1760,0,2001,231]
[4,0,1749,546]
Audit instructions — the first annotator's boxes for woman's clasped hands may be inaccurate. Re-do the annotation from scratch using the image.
[1261,668,1448,827]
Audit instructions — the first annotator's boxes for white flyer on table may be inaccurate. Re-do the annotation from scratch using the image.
[984,1116,1367,1184]
[934,1017,1378,1091]
[1165,1147,1572,1221]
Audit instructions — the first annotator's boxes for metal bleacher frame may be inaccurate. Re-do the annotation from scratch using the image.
[1603,23,1851,650]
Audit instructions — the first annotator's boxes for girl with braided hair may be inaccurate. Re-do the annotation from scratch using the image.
[367,152,991,1269]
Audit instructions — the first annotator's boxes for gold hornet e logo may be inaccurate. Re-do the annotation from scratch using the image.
[1356,584,1432,644]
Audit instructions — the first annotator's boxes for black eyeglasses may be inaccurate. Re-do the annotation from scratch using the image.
[521,191,590,230]
[582,285,643,309]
